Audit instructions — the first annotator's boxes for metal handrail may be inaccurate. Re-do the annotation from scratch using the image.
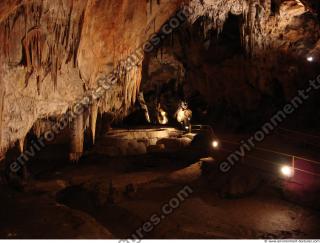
[190,124,218,138]
[220,142,320,179]
[221,139,320,165]
[279,127,320,140]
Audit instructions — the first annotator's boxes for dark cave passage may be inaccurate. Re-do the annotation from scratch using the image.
[208,13,244,62]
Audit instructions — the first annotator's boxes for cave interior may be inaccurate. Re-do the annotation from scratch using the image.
[0,0,320,240]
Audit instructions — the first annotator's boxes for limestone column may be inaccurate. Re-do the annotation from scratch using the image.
[69,113,84,162]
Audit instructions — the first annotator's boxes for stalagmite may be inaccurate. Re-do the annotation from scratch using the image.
[90,101,98,144]
[69,113,84,162]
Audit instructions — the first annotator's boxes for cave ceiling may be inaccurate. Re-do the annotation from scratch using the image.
[0,0,319,154]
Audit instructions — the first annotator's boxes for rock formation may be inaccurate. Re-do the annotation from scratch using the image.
[0,0,319,159]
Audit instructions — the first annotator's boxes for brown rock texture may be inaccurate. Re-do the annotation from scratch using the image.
[0,0,319,155]
[142,0,320,128]
[0,0,182,154]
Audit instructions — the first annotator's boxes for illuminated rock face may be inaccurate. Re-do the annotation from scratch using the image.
[187,0,318,56]
[0,0,182,153]
[142,0,320,128]
[0,0,319,155]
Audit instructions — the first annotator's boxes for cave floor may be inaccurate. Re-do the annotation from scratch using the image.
[1,148,320,240]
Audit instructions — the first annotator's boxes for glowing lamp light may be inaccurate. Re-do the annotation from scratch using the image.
[212,140,219,149]
[281,165,294,177]
[185,126,189,130]
[307,56,314,62]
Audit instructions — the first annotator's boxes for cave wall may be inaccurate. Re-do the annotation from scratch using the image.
[0,0,319,156]
[0,0,182,154]
[141,0,320,129]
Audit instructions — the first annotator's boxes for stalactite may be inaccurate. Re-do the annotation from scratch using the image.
[138,92,151,123]
[19,136,25,153]
[69,112,84,162]
[72,10,85,68]
[186,0,272,56]
[0,0,88,94]
[131,68,138,105]
[97,61,142,119]
[0,89,4,148]
[84,108,90,130]
[136,65,142,97]
[33,120,42,138]
[90,101,98,144]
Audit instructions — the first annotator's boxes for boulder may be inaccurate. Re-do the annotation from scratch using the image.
[134,142,147,155]
[157,138,181,151]
[147,144,165,153]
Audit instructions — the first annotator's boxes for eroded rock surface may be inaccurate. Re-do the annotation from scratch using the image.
[0,0,319,157]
